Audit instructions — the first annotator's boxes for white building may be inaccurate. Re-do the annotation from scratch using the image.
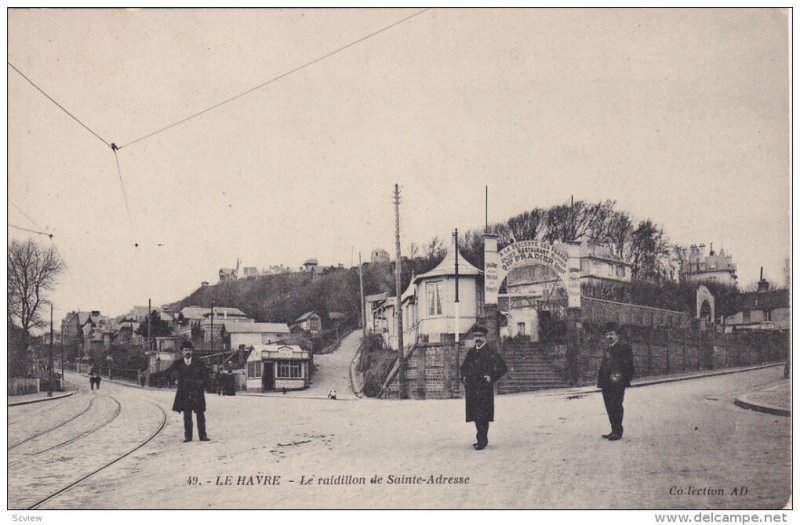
[228,323,291,349]
[681,243,737,285]
[245,344,312,391]
[394,237,483,349]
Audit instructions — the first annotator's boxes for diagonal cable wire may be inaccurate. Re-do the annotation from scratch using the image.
[112,150,132,220]
[8,198,43,229]
[9,223,53,238]
[8,62,112,149]
[118,8,431,150]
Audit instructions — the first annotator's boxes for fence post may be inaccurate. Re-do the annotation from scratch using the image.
[665,330,670,375]
[682,330,687,372]
[647,327,653,376]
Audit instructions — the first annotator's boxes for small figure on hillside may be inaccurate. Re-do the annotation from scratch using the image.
[460,324,508,451]
[598,321,635,441]
[328,388,337,400]
[168,342,211,443]
[89,363,102,391]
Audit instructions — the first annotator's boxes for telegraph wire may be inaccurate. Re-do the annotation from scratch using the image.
[8,62,112,150]
[112,150,132,220]
[8,200,80,293]
[8,198,43,230]
[117,8,431,150]
[9,223,53,238]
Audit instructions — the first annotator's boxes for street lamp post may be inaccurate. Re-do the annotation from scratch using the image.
[48,301,54,397]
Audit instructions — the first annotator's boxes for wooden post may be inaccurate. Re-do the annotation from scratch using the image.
[682,329,687,372]
[665,330,670,375]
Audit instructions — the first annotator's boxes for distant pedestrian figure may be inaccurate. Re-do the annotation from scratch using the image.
[598,322,635,441]
[282,387,287,395]
[168,342,211,443]
[328,388,337,400]
[460,323,508,451]
[89,363,101,390]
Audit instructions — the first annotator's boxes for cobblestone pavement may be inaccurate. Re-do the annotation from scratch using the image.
[10,367,790,509]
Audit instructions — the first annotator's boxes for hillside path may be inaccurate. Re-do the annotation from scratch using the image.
[303,330,361,399]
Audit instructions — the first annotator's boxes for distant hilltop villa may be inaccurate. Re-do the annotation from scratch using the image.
[681,243,737,286]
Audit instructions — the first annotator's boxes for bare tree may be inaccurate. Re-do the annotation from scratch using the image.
[7,238,63,341]
[507,208,547,243]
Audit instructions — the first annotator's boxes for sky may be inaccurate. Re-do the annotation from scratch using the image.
[6,8,791,325]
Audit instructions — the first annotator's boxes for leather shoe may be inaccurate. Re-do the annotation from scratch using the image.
[474,442,487,450]
[607,433,622,441]
[199,436,210,442]
[183,437,192,442]
[601,433,613,439]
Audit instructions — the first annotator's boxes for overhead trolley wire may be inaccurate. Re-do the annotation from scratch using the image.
[112,150,132,220]
[117,8,431,150]
[8,199,80,292]
[8,198,43,229]
[8,65,133,220]
[8,62,112,150]
[9,223,53,238]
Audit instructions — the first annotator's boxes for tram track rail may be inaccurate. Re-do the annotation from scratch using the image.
[24,401,168,510]
[8,395,99,450]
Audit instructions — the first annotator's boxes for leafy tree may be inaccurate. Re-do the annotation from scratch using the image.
[136,310,173,341]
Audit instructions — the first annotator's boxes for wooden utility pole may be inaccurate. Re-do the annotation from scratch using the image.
[210,302,215,356]
[485,185,488,233]
[394,184,405,399]
[48,302,53,397]
[454,228,460,343]
[359,252,366,340]
[147,298,152,353]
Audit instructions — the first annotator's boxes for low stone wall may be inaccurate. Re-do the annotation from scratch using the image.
[9,377,40,395]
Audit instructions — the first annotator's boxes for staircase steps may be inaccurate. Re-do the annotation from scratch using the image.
[498,349,571,393]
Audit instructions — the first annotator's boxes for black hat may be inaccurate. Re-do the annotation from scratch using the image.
[604,321,619,333]
[468,323,489,335]
[180,341,194,351]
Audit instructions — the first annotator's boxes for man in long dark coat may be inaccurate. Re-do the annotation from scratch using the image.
[598,321,635,441]
[168,342,210,442]
[460,324,508,451]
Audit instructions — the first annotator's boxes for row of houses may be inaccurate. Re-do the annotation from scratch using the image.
[365,237,788,351]
[61,305,346,392]
[214,249,392,286]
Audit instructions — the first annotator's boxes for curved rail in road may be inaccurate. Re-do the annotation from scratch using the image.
[25,401,167,510]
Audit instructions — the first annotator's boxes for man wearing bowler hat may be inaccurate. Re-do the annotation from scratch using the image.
[168,341,211,442]
[598,321,635,441]
[460,323,507,451]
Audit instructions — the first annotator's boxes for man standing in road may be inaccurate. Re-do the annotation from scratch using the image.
[168,341,211,442]
[89,362,101,390]
[460,323,508,451]
[598,321,635,441]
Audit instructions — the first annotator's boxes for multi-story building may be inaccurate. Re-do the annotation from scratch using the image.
[681,243,737,286]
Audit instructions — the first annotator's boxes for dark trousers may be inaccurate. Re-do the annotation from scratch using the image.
[90,377,101,390]
[602,387,625,435]
[183,410,207,440]
[474,420,490,446]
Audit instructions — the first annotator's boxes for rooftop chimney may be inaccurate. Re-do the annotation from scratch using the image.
[757,267,770,293]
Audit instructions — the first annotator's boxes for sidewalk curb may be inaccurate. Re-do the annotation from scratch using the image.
[734,393,790,417]
[504,362,784,399]
[8,390,76,407]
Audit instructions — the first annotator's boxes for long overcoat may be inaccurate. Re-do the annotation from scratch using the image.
[460,344,508,422]
[597,340,635,390]
[168,358,210,413]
